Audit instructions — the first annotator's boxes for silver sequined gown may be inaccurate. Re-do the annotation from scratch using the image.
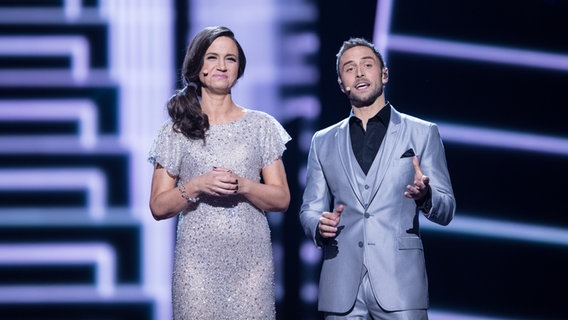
[148,110,291,320]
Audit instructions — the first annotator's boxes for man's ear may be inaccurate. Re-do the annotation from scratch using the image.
[382,67,389,83]
[338,77,349,94]
[337,78,344,93]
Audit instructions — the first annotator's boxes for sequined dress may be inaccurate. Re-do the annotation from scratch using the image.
[148,110,291,320]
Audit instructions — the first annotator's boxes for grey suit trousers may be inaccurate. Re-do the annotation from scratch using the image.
[323,270,428,320]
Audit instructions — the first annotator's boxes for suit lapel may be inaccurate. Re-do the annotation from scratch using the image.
[366,106,402,203]
[336,118,365,207]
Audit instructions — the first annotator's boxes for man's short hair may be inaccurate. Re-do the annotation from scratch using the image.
[335,38,385,75]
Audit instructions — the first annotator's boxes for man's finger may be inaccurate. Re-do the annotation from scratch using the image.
[335,204,344,215]
[422,175,430,186]
[412,156,423,176]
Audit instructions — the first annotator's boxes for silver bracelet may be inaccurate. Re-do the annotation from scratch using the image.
[178,184,199,203]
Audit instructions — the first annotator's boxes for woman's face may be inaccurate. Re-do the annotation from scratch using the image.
[199,36,240,94]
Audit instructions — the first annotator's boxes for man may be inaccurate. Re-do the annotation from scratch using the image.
[300,37,456,319]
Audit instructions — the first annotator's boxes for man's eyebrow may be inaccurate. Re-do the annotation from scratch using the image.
[341,59,355,69]
[342,56,376,68]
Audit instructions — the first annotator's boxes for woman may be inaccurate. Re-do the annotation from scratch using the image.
[148,26,290,319]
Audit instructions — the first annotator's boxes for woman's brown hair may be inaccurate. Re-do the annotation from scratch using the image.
[167,26,247,140]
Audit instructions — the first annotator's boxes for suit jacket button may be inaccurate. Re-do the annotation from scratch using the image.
[358,241,364,248]
[364,212,370,218]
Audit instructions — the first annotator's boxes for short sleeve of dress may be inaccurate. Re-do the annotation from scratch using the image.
[257,112,292,168]
[148,120,184,177]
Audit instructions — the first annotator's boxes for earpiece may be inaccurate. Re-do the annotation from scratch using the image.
[203,71,208,76]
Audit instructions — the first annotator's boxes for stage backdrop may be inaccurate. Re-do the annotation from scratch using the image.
[0,1,566,319]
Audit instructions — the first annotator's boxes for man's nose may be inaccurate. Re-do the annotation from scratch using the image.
[356,66,364,77]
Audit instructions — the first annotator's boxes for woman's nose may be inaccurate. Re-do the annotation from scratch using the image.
[217,60,227,71]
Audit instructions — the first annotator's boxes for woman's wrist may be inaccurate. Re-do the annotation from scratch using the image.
[178,182,200,203]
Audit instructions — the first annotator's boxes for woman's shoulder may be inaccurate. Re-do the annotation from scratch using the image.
[244,108,272,119]
[153,119,186,141]
[154,119,174,134]
[243,109,283,126]
[242,108,290,140]
[158,118,174,128]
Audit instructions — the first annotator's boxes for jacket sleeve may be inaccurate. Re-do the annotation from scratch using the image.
[299,132,333,247]
[420,123,456,226]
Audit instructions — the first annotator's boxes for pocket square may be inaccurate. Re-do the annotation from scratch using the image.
[401,148,415,158]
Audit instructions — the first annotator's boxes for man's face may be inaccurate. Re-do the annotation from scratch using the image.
[337,45,388,107]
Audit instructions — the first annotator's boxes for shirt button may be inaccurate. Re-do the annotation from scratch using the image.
[358,241,364,248]
[364,212,370,218]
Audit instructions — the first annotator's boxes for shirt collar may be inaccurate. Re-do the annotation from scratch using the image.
[349,101,391,126]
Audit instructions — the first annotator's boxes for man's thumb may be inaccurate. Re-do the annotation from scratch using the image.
[335,204,344,215]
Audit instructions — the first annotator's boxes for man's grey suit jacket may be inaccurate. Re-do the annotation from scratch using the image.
[300,105,456,313]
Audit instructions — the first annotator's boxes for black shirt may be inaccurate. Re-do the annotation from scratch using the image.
[349,103,391,175]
